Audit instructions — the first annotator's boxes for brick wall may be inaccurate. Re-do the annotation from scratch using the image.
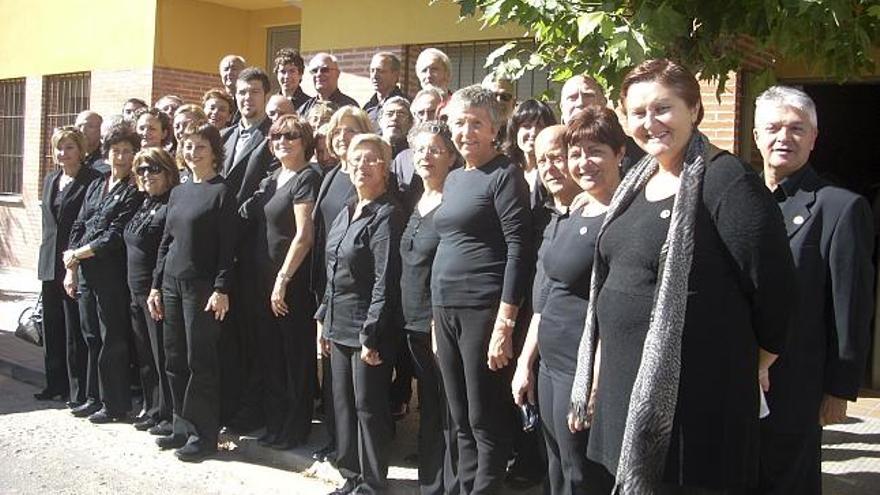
[90,68,154,120]
[152,66,219,106]
[301,45,407,106]
[697,72,741,154]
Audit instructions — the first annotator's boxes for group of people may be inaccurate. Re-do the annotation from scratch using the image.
[34,44,873,495]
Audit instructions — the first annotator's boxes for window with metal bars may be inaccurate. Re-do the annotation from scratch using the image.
[0,78,25,195]
[404,39,562,108]
[40,72,90,193]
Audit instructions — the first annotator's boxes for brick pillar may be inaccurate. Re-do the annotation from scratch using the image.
[697,72,741,154]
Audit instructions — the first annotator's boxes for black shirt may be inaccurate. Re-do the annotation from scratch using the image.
[400,206,440,333]
[124,192,170,294]
[316,194,404,350]
[537,208,604,376]
[287,86,312,112]
[153,175,236,292]
[432,154,532,307]
[298,89,359,119]
[311,165,357,301]
[69,175,142,261]
[364,86,405,131]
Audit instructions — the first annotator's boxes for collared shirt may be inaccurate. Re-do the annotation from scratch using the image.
[297,89,359,119]
[773,164,811,204]
[364,86,405,131]
[286,86,311,111]
[233,116,268,165]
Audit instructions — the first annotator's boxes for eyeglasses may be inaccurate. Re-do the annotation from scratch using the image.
[351,156,385,168]
[332,127,358,138]
[495,92,514,103]
[270,131,302,141]
[136,163,164,176]
[382,109,411,119]
[413,146,448,157]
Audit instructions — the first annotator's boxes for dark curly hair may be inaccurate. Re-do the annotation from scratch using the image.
[102,122,142,157]
[503,98,557,168]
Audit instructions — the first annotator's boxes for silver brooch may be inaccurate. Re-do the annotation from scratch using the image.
[793,215,804,225]
[149,209,156,216]
[114,194,120,201]
[579,226,589,236]
[660,209,671,219]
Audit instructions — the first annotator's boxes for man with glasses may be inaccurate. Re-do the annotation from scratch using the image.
[364,52,406,131]
[378,96,413,159]
[297,53,358,118]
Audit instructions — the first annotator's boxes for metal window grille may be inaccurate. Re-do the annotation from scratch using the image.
[0,78,25,195]
[40,72,90,192]
[405,39,562,106]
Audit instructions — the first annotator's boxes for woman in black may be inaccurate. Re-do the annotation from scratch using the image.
[310,105,374,463]
[64,124,143,422]
[147,123,236,462]
[569,59,796,493]
[400,120,462,494]
[36,127,103,404]
[124,148,180,434]
[136,108,172,150]
[503,98,557,210]
[241,114,322,449]
[512,108,624,495]
[432,85,532,494]
[317,134,404,495]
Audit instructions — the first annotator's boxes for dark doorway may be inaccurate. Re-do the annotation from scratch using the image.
[797,81,880,388]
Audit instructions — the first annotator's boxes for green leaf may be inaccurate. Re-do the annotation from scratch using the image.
[577,12,605,41]
[485,41,518,68]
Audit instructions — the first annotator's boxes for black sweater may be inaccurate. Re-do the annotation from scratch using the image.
[124,192,170,295]
[152,175,236,292]
[431,154,532,307]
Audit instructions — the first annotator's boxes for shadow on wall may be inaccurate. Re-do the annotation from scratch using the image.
[0,205,26,267]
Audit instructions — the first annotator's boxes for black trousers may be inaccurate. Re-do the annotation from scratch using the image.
[407,330,459,495]
[434,305,515,495]
[162,274,221,447]
[538,365,598,495]
[389,334,414,408]
[258,279,317,443]
[79,261,132,413]
[40,279,71,395]
[130,292,172,421]
[331,341,394,493]
[753,422,821,495]
[231,250,266,425]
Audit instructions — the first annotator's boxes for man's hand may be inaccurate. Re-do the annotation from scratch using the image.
[819,394,848,426]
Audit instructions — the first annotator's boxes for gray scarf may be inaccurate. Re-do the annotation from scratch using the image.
[570,131,713,494]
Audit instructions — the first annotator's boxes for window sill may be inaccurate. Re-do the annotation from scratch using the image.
[0,194,25,206]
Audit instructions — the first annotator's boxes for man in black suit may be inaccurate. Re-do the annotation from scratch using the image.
[755,85,874,495]
[219,67,272,431]
[364,52,405,131]
[297,53,358,118]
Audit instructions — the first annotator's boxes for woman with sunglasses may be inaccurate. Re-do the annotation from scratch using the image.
[399,120,462,494]
[147,123,236,462]
[64,123,143,423]
[240,114,322,450]
[124,148,180,435]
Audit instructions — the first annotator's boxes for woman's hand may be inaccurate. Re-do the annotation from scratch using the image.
[63,268,78,299]
[487,319,514,371]
[147,289,164,321]
[361,346,383,366]
[204,291,229,321]
[568,383,598,433]
[511,361,535,406]
[62,249,79,269]
[270,275,289,317]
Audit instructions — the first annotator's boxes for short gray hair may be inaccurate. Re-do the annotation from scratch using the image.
[372,51,401,72]
[446,84,506,131]
[412,86,448,107]
[755,85,817,129]
[416,48,451,74]
[383,96,412,112]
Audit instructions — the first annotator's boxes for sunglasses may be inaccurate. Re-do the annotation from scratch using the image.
[495,92,514,103]
[136,163,163,175]
[270,131,302,141]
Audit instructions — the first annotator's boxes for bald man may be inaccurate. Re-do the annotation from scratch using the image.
[220,55,246,125]
[298,52,358,117]
[265,94,295,124]
[74,110,107,173]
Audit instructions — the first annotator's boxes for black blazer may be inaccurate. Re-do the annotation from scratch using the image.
[68,176,143,261]
[220,117,272,203]
[765,165,874,432]
[309,163,354,299]
[37,166,103,281]
[237,139,280,207]
[315,194,404,352]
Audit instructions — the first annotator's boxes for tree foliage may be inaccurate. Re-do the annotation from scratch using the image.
[443,0,880,99]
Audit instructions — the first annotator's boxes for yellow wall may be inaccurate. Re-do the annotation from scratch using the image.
[300,0,525,51]
[155,0,300,73]
[0,0,157,78]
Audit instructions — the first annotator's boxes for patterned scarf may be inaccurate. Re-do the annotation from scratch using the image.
[570,131,712,494]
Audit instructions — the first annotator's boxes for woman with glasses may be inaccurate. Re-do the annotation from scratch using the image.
[147,123,236,462]
[400,120,462,494]
[124,148,180,435]
[318,134,404,495]
[37,126,103,404]
[310,105,374,463]
[240,114,322,450]
[64,124,143,423]
[433,85,531,493]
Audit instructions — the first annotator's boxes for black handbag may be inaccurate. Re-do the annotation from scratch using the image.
[15,294,44,347]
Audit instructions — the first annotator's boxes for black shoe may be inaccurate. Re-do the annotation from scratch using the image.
[34,389,66,401]
[257,432,278,447]
[391,402,409,421]
[133,417,157,431]
[312,443,334,462]
[148,420,173,436]
[66,400,84,409]
[327,477,358,495]
[175,439,216,463]
[88,408,127,424]
[71,399,101,418]
[156,433,188,450]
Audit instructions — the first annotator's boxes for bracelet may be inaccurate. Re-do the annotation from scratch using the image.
[496,316,516,328]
